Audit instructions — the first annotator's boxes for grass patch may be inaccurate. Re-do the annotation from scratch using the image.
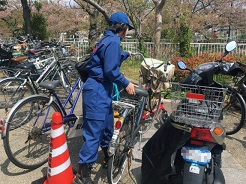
[120,59,142,81]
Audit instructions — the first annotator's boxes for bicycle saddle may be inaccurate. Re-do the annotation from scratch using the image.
[16,63,36,72]
[11,56,28,62]
[135,87,148,97]
[39,80,61,91]
[20,73,40,81]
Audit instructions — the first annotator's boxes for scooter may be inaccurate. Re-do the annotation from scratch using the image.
[141,41,239,184]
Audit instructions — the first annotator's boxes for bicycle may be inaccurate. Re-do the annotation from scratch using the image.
[106,53,171,183]
[112,53,173,134]
[2,77,82,170]
[221,61,246,135]
[0,57,74,119]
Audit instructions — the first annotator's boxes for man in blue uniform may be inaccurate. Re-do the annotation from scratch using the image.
[74,12,135,184]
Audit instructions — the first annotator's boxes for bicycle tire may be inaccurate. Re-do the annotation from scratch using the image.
[60,69,75,107]
[141,91,162,134]
[3,95,62,170]
[0,67,16,78]
[107,113,132,184]
[222,89,246,135]
[0,77,35,116]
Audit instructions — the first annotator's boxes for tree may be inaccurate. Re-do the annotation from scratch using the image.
[21,0,32,35]
[152,0,167,57]
[182,0,246,42]
[32,1,47,40]
[118,0,154,52]
[41,1,87,39]
[75,0,156,53]
[0,0,23,36]
[178,15,192,57]
[74,0,111,51]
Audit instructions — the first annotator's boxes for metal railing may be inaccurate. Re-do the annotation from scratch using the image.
[63,41,246,59]
[2,37,246,59]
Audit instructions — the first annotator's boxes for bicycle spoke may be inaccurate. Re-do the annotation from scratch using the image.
[4,96,60,169]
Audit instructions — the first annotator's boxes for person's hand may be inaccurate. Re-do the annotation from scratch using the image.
[126,82,138,95]
[128,51,132,56]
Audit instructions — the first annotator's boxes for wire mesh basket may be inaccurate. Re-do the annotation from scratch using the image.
[169,83,228,128]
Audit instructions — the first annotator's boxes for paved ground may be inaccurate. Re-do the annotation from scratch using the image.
[1,121,246,184]
[1,96,246,183]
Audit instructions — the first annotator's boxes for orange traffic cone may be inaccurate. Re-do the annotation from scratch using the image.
[43,112,75,184]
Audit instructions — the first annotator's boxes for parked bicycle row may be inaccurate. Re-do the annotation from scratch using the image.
[0,40,245,184]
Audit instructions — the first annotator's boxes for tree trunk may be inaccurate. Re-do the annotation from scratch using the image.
[154,9,162,58]
[88,10,99,53]
[21,0,32,35]
[137,17,144,52]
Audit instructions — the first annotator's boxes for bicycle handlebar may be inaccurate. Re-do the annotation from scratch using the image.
[131,52,165,70]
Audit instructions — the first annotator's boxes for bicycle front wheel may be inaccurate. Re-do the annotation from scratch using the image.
[222,89,246,135]
[3,95,62,169]
[107,113,132,184]
[141,91,162,134]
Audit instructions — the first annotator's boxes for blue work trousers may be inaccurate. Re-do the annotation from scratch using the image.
[79,78,113,164]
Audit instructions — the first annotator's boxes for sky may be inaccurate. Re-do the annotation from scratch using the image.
[52,0,75,6]
[36,0,75,6]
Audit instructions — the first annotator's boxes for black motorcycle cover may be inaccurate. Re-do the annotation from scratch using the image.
[220,62,244,76]
[141,118,190,184]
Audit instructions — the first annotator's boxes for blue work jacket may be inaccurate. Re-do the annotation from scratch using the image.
[86,30,130,88]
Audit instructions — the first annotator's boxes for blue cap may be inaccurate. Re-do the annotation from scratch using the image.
[109,12,134,30]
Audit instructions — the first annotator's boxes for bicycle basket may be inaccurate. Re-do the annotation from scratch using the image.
[169,83,227,128]
[139,58,175,93]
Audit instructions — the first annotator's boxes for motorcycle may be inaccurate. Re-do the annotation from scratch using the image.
[141,41,240,184]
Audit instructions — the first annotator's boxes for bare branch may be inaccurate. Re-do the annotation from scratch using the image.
[74,0,93,16]
[152,0,158,6]
[76,0,109,22]
[193,0,215,13]
[143,6,155,19]
[126,0,138,20]
[192,0,200,13]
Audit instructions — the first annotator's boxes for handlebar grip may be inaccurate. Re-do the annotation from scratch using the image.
[237,62,246,68]
[134,87,148,97]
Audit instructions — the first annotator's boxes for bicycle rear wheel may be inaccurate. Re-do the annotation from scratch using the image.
[3,95,62,169]
[107,114,132,184]
[222,89,246,135]
[0,78,34,116]
[141,91,162,134]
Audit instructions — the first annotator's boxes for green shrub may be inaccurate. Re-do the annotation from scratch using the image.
[171,53,244,83]
[32,13,47,40]
[177,16,193,58]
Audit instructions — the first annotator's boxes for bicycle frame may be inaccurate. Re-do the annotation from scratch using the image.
[36,77,82,132]
[25,59,67,94]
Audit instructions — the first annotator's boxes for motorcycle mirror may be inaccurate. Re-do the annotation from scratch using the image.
[226,41,237,52]
[178,61,187,70]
